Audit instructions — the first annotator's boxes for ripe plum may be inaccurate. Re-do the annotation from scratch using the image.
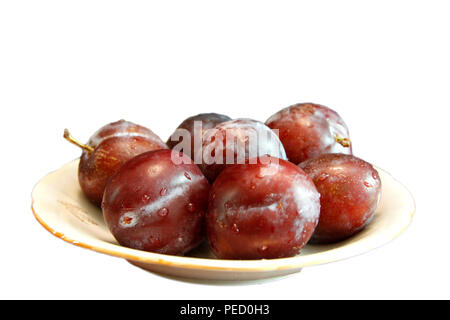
[102,149,210,255]
[206,156,320,259]
[266,103,351,164]
[299,153,381,243]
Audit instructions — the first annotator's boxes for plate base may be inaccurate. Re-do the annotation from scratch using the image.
[127,259,302,282]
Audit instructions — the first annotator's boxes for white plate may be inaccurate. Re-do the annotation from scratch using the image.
[31,159,415,281]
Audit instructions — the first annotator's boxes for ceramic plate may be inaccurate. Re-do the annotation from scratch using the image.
[31,159,414,281]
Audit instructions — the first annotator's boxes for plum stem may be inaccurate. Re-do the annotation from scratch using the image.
[335,135,351,148]
[63,129,94,153]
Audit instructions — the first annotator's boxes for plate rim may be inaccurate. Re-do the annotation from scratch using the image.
[31,159,416,273]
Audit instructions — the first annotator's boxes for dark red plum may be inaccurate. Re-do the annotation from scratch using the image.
[166,113,232,160]
[266,103,352,164]
[78,136,166,206]
[206,156,320,259]
[87,119,165,148]
[299,153,381,243]
[199,118,287,182]
[102,149,210,255]
[64,120,167,206]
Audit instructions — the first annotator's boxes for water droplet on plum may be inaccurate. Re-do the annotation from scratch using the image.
[186,203,195,212]
[141,193,151,202]
[123,216,133,224]
[158,207,169,217]
[257,245,269,255]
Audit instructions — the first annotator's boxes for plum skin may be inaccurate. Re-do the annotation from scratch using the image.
[199,118,287,182]
[87,119,165,148]
[102,149,210,255]
[78,120,167,206]
[206,156,320,260]
[299,153,381,244]
[166,113,232,154]
[79,136,167,206]
[266,103,352,164]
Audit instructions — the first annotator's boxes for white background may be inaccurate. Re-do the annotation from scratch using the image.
[1,1,449,299]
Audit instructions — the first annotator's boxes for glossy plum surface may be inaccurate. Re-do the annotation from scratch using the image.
[166,113,232,160]
[199,118,287,182]
[87,119,166,148]
[75,120,167,206]
[102,149,210,255]
[206,156,320,259]
[266,103,352,164]
[299,153,381,243]
[79,135,166,206]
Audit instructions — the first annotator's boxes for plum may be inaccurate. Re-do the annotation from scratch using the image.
[166,113,232,161]
[266,103,352,164]
[64,120,167,206]
[206,155,320,259]
[299,153,381,243]
[102,149,210,255]
[199,118,287,182]
[86,119,165,148]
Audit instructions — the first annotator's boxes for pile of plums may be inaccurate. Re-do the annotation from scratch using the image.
[65,103,381,260]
